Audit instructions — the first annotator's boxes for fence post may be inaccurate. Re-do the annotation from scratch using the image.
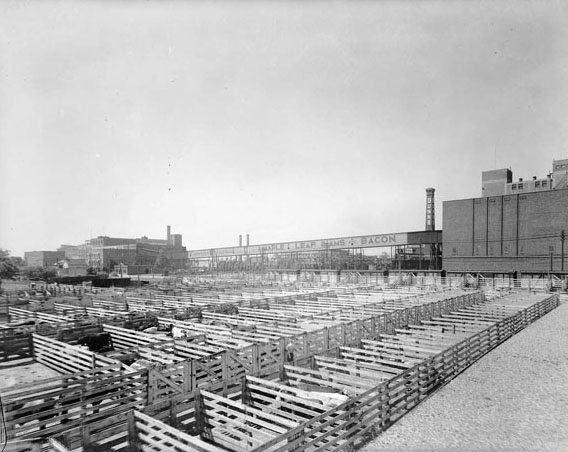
[81,424,93,452]
[147,369,155,404]
[322,327,329,351]
[252,344,260,374]
[222,351,229,381]
[183,360,191,393]
[194,388,205,438]
[127,411,139,452]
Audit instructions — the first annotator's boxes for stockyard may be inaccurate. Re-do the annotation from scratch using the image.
[0,275,563,452]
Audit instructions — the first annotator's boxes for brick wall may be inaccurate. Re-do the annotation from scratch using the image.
[443,188,568,273]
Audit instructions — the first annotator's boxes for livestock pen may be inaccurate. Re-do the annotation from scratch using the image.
[0,283,559,452]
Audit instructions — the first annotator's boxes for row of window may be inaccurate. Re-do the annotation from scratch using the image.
[511,180,548,191]
[452,245,555,256]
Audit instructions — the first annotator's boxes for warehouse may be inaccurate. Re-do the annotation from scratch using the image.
[443,158,568,275]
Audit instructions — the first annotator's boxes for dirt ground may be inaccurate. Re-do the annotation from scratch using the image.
[0,360,61,390]
[359,295,568,452]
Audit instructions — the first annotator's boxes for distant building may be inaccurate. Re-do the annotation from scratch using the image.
[73,225,186,274]
[24,251,65,268]
[444,158,568,274]
[26,225,187,276]
[55,258,88,277]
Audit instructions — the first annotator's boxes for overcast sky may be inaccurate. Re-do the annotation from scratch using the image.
[1,0,567,257]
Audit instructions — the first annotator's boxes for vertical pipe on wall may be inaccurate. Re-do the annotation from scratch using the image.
[472,199,475,257]
[516,194,520,256]
[500,195,504,256]
[486,197,490,256]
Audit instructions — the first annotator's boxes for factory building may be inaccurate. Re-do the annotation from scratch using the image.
[46,226,187,275]
[24,250,66,268]
[443,159,568,274]
[79,226,187,274]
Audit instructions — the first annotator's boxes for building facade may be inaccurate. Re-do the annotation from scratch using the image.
[77,227,187,274]
[26,226,189,275]
[24,251,66,268]
[444,159,568,274]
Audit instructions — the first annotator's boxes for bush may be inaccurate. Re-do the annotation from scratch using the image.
[23,266,58,281]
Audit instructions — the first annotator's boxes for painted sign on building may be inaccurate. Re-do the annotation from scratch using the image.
[188,232,409,259]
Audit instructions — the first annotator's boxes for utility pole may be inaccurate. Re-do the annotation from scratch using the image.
[561,229,566,272]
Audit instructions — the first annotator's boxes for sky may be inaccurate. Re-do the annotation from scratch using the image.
[1,0,567,257]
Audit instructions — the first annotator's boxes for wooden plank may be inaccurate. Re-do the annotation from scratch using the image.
[201,390,298,430]
[135,410,222,452]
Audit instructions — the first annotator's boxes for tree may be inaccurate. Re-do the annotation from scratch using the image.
[0,249,19,280]
[11,256,26,267]
[23,266,57,281]
[86,266,98,275]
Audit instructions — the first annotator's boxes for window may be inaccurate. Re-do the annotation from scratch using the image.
[511,184,517,190]
[535,181,540,188]
[542,180,548,187]
[518,183,524,190]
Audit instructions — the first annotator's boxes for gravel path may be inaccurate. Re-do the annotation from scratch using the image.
[360,295,568,452]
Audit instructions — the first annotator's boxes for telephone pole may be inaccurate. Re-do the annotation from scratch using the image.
[561,229,566,272]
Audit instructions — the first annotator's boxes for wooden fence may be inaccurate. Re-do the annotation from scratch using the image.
[0,290,550,452]
[46,410,224,452]
[1,364,147,442]
[0,289,521,451]
[233,294,559,451]
[0,327,33,361]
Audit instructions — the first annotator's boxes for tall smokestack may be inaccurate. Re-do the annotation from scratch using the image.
[239,235,242,247]
[425,188,435,231]
[167,225,171,244]
[246,234,250,246]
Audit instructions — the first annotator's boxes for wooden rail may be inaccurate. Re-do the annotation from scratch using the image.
[3,288,547,451]
[1,365,147,442]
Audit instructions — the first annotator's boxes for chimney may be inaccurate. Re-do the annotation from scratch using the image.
[532,176,537,180]
[167,225,171,244]
[239,235,242,247]
[425,188,435,231]
[246,234,250,246]
[519,178,523,182]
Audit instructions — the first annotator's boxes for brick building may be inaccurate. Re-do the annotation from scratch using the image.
[443,159,568,274]
[77,227,187,274]
[31,225,189,275]
[24,251,66,268]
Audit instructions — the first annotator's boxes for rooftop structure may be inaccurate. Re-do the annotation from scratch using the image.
[482,159,568,197]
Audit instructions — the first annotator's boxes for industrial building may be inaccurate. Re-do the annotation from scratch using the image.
[24,250,66,268]
[443,158,568,275]
[67,226,187,274]
[21,226,188,276]
[188,229,443,273]
[186,189,442,273]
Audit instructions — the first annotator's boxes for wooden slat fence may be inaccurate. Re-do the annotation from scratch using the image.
[238,293,559,452]
[0,365,147,442]
[32,334,118,375]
